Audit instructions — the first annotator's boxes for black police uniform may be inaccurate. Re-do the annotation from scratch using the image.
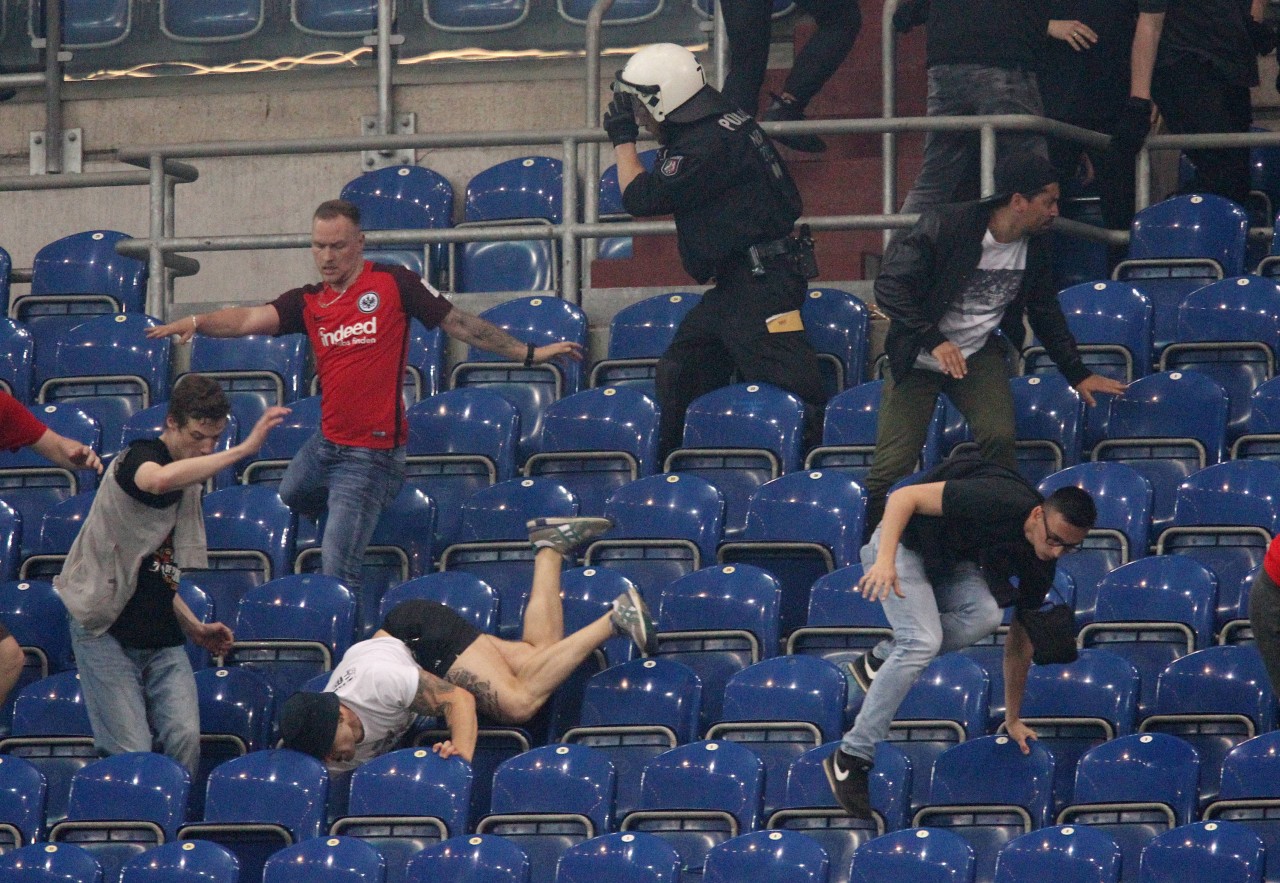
[621,85,829,459]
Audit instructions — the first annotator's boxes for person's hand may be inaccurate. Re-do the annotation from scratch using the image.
[1047,19,1098,51]
[1005,718,1039,755]
[431,739,461,759]
[1109,97,1153,156]
[146,315,200,345]
[931,341,967,379]
[603,93,640,147]
[532,341,585,364]
[858,559,904,601]
[240,405,290,456]
[60,438,103,474]
[1074,373,1127,407]
[190,621,235,657]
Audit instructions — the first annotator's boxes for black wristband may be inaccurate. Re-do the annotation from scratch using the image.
[524,342,535,367]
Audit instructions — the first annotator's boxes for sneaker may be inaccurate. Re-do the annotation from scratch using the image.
[611,586,657,656]
[760,93,827,153]
[527,516,613,555]
[845,652,883,693]
[823,749,874,818]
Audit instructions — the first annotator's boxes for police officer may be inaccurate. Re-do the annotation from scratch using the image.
[604,43,829,461]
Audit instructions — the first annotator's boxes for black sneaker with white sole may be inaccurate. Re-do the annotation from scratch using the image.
[846,651,883,693]
[823,749,874,818]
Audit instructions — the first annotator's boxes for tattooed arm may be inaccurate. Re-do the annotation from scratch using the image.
[408,669,477,762]
[439,305,584,365]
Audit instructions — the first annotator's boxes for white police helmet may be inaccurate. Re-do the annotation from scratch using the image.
[613,43,706,123]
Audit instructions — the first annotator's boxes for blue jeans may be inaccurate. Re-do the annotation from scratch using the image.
[278,431,406,594]
[69,617,201,774]
[841,526,1003,761]
[898,64,1048,220]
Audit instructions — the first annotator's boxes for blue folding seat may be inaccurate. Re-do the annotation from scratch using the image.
[331,747,471,881]
[993,824,1121,883]
[439,477,578,639]
[1024,281,1153,385]
[49,752,189,882]
[161,0,263,40]
[1057,733,1200,877]
[558,0,661,24]
[20,491,94,581]
[237,395,321,485]
[477,744,616,882]
[653,564,780,732]
[702,829,828,883]
[706,655,846,818]
[0,318,34,404]
[1204,731,1280,880]
[1013,649,1139,813]
[450,295,587,460]
[177,749,328,882]
[667,383,807,534]
[1115,194,1249,360]
[342,165,455,288]
[524,387,660,517]
[291,0,378,35]
[621,740,765,879]
[595,150,660,261]
[802,288,870,396]
[848,827,975,883]
[0,580,74,712]
[1161,276,1280,441]
[589,292,700,397]
[120,404,239,492]
[1139,645,1274,806]
[1157,460,1280,633]
[1139,820,1265,883]
[405,833,529,883]
[0,841,103,881]
[1092,370,1228,532]
[192,666,274,821]
[453,157,562,293]
[0,754,45,852]
[198,484,297,619]
[0,246,11,316]
[585,474,725,607]
[424,0,529,31]
[717,469,866,639]
[29,0,132,46]
[0,504,20,586]
[406,388,519,555]
[226,574,355,703]
[555,831,681,883]
[561,657,702,820]
[1232,374,1280,461]
[118,840,239,883]
[187,333,310,430]
[263,835,384,883]
[381,572,498,634]
[804,380,944,481]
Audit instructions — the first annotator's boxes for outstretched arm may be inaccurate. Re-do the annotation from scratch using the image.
[439,306,583,365]
[132,405,289,495]
[172,593,235,657]
[30,428,103,475]
[1002,618,1038,754]
[408,668,477,763]
[146,304,281,345]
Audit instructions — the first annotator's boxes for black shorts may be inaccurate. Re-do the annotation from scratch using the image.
[381,600,482,679]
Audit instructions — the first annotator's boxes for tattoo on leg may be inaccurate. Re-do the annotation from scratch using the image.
[447,669,503,720]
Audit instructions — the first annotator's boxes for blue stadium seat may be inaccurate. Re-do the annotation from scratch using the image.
[993,824,1121,883]
[0,754,45,852]
[558,0,661,24]
[0,319,34,404]
[404,833,529,882]
[342,165,455,288]
[192,666,274,821]
[291,0,378,35]
[1204,730,1280,877]
[439,477,578,639]
[848,827,975,883]
[589,292,701,397]
[454,157,562,293]
[19,492,94,582]
[717,469,866,639]
[29,0,132,46]
[585,474,725,607]
[0,505,19,587]
[477,744,616,883]
[0,580,74,717]
[450,295,588,460]
[161,0,263,41]
[654,564,781,732]
[263,835,385,883]
[622,740,765,880]
[177,749,328,883]
[524,387,660,517]
[118,841,239,883]
[555,831,680,883]
[805,380,944,481]
[24,230,146,313]
[786,563,891,690]
[380,572,498,634]
[667,383,807,534]
[198,484,297,619]
[425,0,529,31]
[235,396,321,487]
[1139,820,1265,883]
[803,288,870,396]
[706,655,846,818]
[1058,733,1200,877]
[1092,370,1229,532]
[406,388,519,555]
[120,404,239,492]
[187,333,310,431]
[0,841,103,881]
[913,736,1056,883]
[702,829,828,883]
[1232,374,1280,461]
[595,150,660,261]
[1024,281,1153,385]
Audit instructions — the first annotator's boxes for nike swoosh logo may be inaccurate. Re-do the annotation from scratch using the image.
[833,758,850,781]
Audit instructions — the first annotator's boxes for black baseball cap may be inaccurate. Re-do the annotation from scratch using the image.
[279,691,340,760]
[989,150,1059,201]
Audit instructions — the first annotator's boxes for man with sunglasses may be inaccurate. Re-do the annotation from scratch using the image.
[824,453,1096,818]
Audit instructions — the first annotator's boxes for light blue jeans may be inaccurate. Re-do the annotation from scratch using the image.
[841,526,1003,762]
[69,618,201,774]
[278,431,407,594]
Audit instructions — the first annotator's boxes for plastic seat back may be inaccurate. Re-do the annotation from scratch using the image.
[0,754,46,851]
[380,572,498,634]
[0,318,34,404]
[849,827,975,883]
[404,833,530,882]
[28,230,147,310]
[263,834,385,882]
[993,824,1121,883]
[292,0,378,35]
[118,839,240,883]
[555,831,680,883]
[1139,820,1265,883]
[802,288,869,395]
[0,841,103,881]
[162,0,263,40]
[590,291,700,396]
[702,829,828,883]
[199,485,297,617]
[342,165,454,284]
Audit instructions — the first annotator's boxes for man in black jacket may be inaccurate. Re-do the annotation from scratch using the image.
[863,151,1127,534]
[604,43,829,460]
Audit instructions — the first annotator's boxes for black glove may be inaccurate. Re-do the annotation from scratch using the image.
[603,93,639,147]
[1249,18,1277,56]
[892,0,929,33]
[1109,97,1152,156]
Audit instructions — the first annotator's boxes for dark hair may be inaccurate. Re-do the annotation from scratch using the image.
[168,373,230,428]
[1044,485,1097,531]
[314,198,361,228]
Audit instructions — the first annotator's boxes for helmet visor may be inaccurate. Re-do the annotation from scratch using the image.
[612,72,663,115]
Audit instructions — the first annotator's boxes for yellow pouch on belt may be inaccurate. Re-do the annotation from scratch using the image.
[765,310,804,333]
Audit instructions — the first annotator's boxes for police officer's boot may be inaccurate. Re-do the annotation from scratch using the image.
[761,93,827,154]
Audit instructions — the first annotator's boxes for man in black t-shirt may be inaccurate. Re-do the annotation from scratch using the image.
[823,455,1096,818]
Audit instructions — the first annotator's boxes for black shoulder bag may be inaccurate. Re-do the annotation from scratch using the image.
[1015,581,1078,666]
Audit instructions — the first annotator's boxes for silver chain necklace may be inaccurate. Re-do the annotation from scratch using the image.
[317,285,348,309]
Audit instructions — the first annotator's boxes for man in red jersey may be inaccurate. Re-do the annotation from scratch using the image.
[148,199,582,597]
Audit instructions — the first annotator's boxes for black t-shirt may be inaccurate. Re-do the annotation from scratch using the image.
[1149,0,1258,88]
[901,457,1056,609]
[109,439,185,649]
[1040,0,1160,123]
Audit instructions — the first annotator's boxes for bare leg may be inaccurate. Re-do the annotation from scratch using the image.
[520,548,565,650]
[0,636,22,710]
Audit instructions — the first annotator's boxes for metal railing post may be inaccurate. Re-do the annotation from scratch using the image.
[43,0,64,174]
[562,138,581,305]
[881,0,901,251]
[147,154,167,316]
[584,0,616,284]
[375,0,394,137]
[712,0,728,90]
[1135,146,1151,213]
[979,125,996,198]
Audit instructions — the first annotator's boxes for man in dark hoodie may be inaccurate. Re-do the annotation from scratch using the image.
[604,42,829,460]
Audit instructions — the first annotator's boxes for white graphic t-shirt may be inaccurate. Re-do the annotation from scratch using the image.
[324,636,420,768]
[915,229,1028,373]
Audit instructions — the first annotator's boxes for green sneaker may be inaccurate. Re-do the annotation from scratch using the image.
[611,586,657,656]
[527,516,613,555]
